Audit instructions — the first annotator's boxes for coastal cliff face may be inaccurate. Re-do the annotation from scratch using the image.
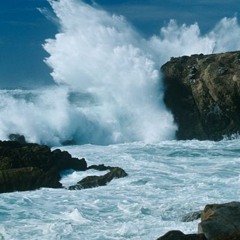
[161,51,240,140]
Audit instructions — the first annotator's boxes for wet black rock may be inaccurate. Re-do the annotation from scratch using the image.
[51,149,87,171]
[87,164,114,171]
[69,166,127,190]
[0,140,87,193]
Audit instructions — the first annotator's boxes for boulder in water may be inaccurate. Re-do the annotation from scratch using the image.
[198,201,240,240]
[157,201,240,240]
[69,166,127,190]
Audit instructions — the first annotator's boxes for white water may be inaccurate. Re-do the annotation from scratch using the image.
[0,0,240,145]
[0,140,240,239]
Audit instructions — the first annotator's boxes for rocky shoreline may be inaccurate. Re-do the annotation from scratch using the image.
[0,137,127,193]
[1,138,239,240]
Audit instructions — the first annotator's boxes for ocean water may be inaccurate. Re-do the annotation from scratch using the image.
[0,0,240,239]
[0,139,240,239]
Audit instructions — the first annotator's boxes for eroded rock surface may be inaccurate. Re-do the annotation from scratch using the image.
[162,51,240,140]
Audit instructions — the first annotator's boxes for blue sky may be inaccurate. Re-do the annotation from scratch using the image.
[0,0,239,88]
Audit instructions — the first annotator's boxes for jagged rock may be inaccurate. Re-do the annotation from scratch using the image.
[0,141,126,193]
[69,167,127,190]
[0,140,87,193]
[0,142,52,170]
[198,202,240,240]
[161,51,240,140]
[181,210,202,222]
[0,141,87,172]
[51,149,87,171]
[157,230,206,240]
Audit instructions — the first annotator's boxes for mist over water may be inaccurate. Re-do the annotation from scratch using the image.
[0,0,240,145]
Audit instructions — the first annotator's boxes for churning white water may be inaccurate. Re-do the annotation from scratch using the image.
[0,0,240,145]
[0,140,240,239]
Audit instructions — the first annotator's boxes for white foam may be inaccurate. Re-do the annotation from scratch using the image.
[1,140,240,239]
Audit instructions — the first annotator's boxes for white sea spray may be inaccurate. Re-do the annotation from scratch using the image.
[0,0,240,146]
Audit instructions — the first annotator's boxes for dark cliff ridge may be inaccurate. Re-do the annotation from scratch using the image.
[161,51,240,140]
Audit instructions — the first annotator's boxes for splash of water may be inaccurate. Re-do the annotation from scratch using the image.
[0,0,240,145]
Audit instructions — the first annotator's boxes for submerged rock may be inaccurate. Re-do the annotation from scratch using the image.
[87,164,114,171]
[161,51,240,140]
[69,166,127,190]
[181,210,202,222]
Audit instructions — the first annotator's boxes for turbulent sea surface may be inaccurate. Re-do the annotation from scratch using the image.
[0,140,240,239]
[1,0,240,239]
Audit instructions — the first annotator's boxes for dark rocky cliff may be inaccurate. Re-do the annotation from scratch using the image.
[161,51,240,140]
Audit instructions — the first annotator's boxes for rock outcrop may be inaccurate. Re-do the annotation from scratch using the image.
[161,51,240,140]
[0,140,87,193]
[157,202,240,240]
[198,202,240,240]
[69,165,127,190]
[0,141,128,193]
